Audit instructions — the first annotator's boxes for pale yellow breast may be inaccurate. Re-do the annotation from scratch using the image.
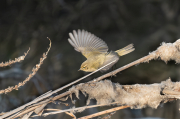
[87,53,106,69]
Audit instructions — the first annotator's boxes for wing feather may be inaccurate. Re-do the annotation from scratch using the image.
[81,30,85,46]
[69,33,78,47]
[78,29,82,47]
[68,29,108,58]
[68,38,76,47]
[73,30,79,46]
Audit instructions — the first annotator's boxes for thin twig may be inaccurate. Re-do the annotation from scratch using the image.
[0,38,51,95]
[101,111,116,119]
[9,105,41,119]
[0,48,30,67]
[0,38,52,119]
[31,102,119,117]
[78,105,130,119]
[11,98,52,119]
[45,109,76,118]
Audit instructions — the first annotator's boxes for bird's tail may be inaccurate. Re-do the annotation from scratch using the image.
[115,44,135,56]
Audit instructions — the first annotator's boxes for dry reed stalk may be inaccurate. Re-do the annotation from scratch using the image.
[0,38,51,95]
[78,105,130,119]
[0,48,30,67]
[31,102,119,118]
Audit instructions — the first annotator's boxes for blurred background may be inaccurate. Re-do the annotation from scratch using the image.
[0,0,180,119]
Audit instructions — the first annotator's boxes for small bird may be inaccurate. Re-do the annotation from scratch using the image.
[68,29,135,72]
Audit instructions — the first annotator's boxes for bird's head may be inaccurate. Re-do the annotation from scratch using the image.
[79,61,96,72]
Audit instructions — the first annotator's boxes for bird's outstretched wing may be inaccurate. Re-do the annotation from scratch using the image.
[68,29,108,58]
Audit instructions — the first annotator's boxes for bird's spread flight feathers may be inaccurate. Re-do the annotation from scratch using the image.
[68,29,108,58]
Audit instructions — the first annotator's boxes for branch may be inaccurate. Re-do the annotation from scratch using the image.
[0,48,30,67]
[31,102,119,117]
[4,78,180,119]
[78,105,130,119]
[0,38,51,118]
[0,38,51,95]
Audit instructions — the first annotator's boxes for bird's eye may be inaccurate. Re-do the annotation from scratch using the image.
[83,66,88,69]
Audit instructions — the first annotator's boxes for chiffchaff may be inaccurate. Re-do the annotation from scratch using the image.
[68,30,135,72]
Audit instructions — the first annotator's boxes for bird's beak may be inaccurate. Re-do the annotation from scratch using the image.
[78,69,81,71]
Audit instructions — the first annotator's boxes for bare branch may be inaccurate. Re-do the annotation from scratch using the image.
[78,105,129,119]
[0,48,30,67]
[0,39,51,95]
[31,102,119,118]
[0,38,51,118]
[45,109,76,118]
